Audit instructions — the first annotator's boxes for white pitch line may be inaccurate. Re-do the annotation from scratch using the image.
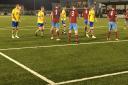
[0,52,56,85]
[0,25,107,30]
[0,40,128,51]
[55,70,128,85]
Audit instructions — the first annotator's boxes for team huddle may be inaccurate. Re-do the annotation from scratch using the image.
[11,4,128,43]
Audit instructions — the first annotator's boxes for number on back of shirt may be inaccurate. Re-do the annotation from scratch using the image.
[71,11,75,16]
[110,11,114,16]
[85,10,88,14]
[55,9,58,15]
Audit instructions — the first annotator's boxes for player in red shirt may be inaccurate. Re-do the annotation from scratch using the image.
[124,9,128,29]
[82,5,89,36]
[50,5,61,41]
[107,6,119,41]
[68,6,79,43]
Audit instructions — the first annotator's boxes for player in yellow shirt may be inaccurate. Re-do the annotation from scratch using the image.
[60,7,67,34]
[35,6,45,37]
[86,6,97,39]
[11,4,21,39]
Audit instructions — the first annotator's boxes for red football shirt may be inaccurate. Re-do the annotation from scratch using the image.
[107,10,117,22]
[52,8,60,22]
[125,11,128,20]
[83,8,89,19]
[69,9,78,23]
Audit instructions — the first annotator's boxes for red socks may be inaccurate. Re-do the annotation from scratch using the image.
[75,35,79,43]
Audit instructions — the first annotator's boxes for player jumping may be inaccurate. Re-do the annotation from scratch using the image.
[35,6,45,37]
[50,5,61,41]
[60,7,67,34]
[68,6,79,43]
[107,6,119,41]
[86,6,96,39]
[11,4,21,39]
[82,5,89,37]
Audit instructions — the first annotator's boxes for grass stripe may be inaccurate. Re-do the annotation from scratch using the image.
[0,52,56,85]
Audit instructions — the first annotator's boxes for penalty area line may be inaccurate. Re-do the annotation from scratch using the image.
[0,40,128,51]
[0,52,56,85]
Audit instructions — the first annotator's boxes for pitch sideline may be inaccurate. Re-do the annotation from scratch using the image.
[0,40,128,51]
[55,70,128,85]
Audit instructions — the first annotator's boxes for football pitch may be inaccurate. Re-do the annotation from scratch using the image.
[0,16,128,85]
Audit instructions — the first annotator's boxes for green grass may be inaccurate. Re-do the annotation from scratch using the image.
[0,16,128,85]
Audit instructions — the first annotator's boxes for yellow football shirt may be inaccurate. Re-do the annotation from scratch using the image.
[12,8,21,22]
[88,9,95,22]
[37,11,45,23]
[60,10,66,21]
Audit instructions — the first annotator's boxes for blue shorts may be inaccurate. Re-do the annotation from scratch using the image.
[12,21,19,28]
[52,22,60,28]
[84,19,88,25]
[89,22,94,27]
[108,22,117,30]
[69,23,78,31]
[62,20,66,25]
[37,23,44,27]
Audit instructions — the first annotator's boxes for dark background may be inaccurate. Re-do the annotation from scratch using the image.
[0,0,60,10]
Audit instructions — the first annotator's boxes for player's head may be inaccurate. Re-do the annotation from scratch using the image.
[41,6,44,11]
[72,6,76,10]
[111,5,116,11]
[19,6,22,10]
[63,7,66,10]
[55,5,59,9]
[84,4,88,9]
[90,5,94,10]
[16,4,20,9]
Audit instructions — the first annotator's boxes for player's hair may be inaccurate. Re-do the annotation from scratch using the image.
[41,6,44,9]
[16,4,20,8]
[63,7,66,10]
[89,5,94,10]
